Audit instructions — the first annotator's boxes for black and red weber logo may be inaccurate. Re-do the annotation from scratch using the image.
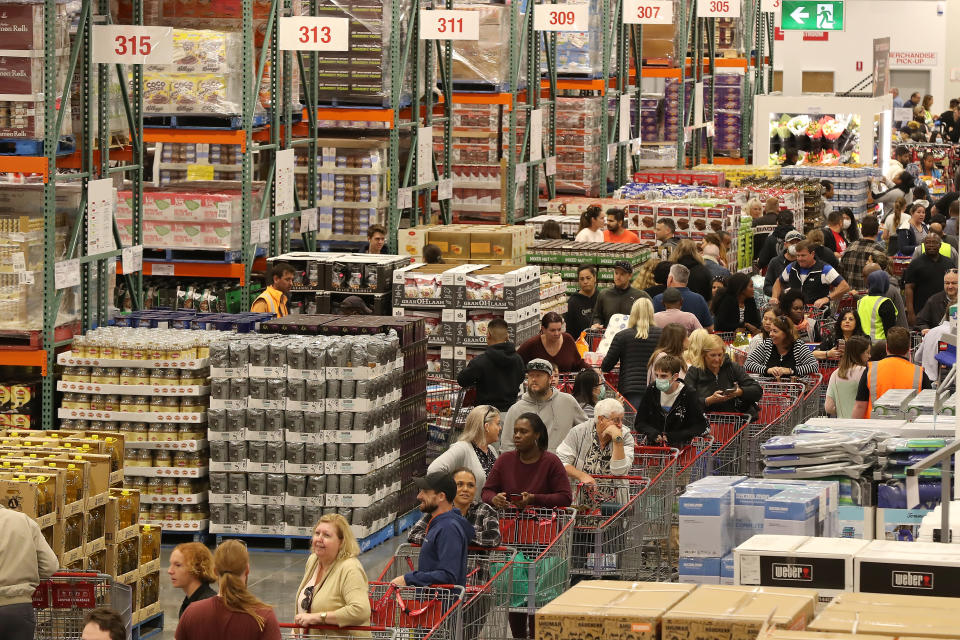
[892,571,934,589]
[772,563,812,581]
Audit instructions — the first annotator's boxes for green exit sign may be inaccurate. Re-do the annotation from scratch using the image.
[781,0,844,31]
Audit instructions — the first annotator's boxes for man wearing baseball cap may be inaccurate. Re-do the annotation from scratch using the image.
[591,260,649,329]
[763,229,804,296]
[500,358,587,454]
[390,473,472,587]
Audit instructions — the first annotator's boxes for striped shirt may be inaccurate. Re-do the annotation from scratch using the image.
[745,339,819,377]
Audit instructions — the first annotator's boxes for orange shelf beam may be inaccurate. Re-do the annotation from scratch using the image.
[308,107,394,128]
[117,261,247,284]
[451,92,515,106]
[0,156,49,180]
[144,128,248,151]
[0,349,48,375]
[57,147,134,170]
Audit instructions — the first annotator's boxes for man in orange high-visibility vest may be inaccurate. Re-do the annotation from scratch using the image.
[250,261,294,317]
[852,326,931,418]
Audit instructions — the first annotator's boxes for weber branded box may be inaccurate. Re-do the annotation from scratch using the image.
[662,585,818,640]
[853,540,960,598]
[678,486,733,558]
[736,535,870,603]
[535,581,697,640]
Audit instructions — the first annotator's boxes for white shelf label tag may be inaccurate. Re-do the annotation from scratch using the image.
[438,178,453,201]
[278,17,350,51]
[122,245,144,274]
[417,126,433,186]
[92,25,174,65]
[251,218,270,245]
[619,94,631,141]
[152,263,175,276]
[55,259,81,290]
[694,81,705,126]
[530,109,543,162]
[623,0,673,24]
[697,0,740,18]
[12,252,25,273]
[545,156,557,176]
[607,143,617,161]
[87,178,114,255]
[398,187,413,210]
[419,10,480,40]
[300,207,318,233]
[275,148,295,216]
[533,4,590,31]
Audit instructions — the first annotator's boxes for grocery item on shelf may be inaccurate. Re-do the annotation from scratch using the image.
[780,165,878,217]
[55,326,216,534]
[152,143,244,185]
[449,3,514,89]
[0,185,82,330]
[526,240,651,294]
[114,277,261,315]
[397,223,533,263]
[293,138,390,240]
[268,252,407,316]
[0,378,40,428]
[116,182,265,251]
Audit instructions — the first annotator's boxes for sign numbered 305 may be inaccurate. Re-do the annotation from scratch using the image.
[533,4,589,31]
[278,17,350,51]
[697,0,740,18]
[623,0,672,24]
[91,25,174,64]
[419,10,480,40]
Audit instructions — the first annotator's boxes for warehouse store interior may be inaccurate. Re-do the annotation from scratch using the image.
[5,0,960,639]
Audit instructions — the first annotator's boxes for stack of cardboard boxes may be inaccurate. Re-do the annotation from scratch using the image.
[0,430,161,624]
[398,224,534,265]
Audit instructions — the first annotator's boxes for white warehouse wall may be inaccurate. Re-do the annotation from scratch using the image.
[773,0,947,108]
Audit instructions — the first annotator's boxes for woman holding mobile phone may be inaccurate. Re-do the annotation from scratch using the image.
[685,334,762,419]
[813,310,863,361]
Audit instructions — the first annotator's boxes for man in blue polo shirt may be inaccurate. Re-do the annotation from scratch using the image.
[772,239,851,308]
[652,264,713,331]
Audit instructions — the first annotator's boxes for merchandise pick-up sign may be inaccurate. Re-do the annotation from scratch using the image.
[781,0,844,31]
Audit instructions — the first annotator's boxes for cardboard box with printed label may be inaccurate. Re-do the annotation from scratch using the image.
[735,535,871,604]
[662,584,818,640]
[535,581,697,640]
[808,592,960,638]
[678,485,733,558]
[853,540,960,598]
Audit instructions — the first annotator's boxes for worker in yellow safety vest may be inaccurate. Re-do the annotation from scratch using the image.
[852,327,931,418]
[856,270,898,340]
[250,261,294,317]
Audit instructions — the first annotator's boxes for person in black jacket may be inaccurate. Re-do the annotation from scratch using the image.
[635,355,708,447]
[564,265,599,340]
[756,210,796,268]
[685,334,763,419]
[710,273,761,334]
[671,239,714,303]
[601,297,663,412]
[456,318,524,412]
[763,230,804,296]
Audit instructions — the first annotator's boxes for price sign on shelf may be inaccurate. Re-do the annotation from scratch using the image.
[761,0,781,11]
[122,245,144,274]
[530,109,543,163]
[623,0,672,24]
[300,208,318,233]
[533,4,589,31]
[91,25,174,65]
[278,17,349,51]
[697,0,740,18]
[419,10,480,40]
[438,178,453,201]
[55,259,81,290]
[545,156,557,176]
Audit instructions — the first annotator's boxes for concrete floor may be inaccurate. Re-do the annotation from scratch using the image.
[155,539,398,639]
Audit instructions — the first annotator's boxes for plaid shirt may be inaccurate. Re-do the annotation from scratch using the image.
[840,239,885,291]
[407,501,502,548]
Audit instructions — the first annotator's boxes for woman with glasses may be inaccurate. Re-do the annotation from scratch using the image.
[175,540,280,640]
[557,397,634,482]
[293,514,371,636]
[571,368,603,418]
[745,314,819,379]
[427,405,501,497]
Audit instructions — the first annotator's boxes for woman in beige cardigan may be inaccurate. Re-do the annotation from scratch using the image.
[293,514,371,636]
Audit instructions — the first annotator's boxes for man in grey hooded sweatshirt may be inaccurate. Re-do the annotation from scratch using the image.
[500,359,588,454]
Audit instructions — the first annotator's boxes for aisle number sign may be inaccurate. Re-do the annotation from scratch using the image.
[278,17,349,51]
[623,0,672,24]
[91,25,174,64]
[420,10,480,40]
[697,0,740,18]
[533,4,589,31]
[781,0,844,31]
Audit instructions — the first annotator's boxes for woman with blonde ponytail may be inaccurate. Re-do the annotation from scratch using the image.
[601,297,663,411]
[175,540,280,640]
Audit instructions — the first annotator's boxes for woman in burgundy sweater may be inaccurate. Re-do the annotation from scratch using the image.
[516,312,587,373]
[482,412,573,509]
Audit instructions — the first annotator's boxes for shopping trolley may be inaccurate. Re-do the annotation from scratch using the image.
[32,572,133,640]
[492,507,576,639]
[368,582,465,640]
[426,377,474,461]
[704,412,752,476]
[816,358,840,416]
[377,544,517,640]
[745,381,805,477]
[279,624,399,640]
[675,436,715,490]
[751,373,822,422]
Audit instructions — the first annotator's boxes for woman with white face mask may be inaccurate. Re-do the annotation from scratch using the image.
[841,208,860,244]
